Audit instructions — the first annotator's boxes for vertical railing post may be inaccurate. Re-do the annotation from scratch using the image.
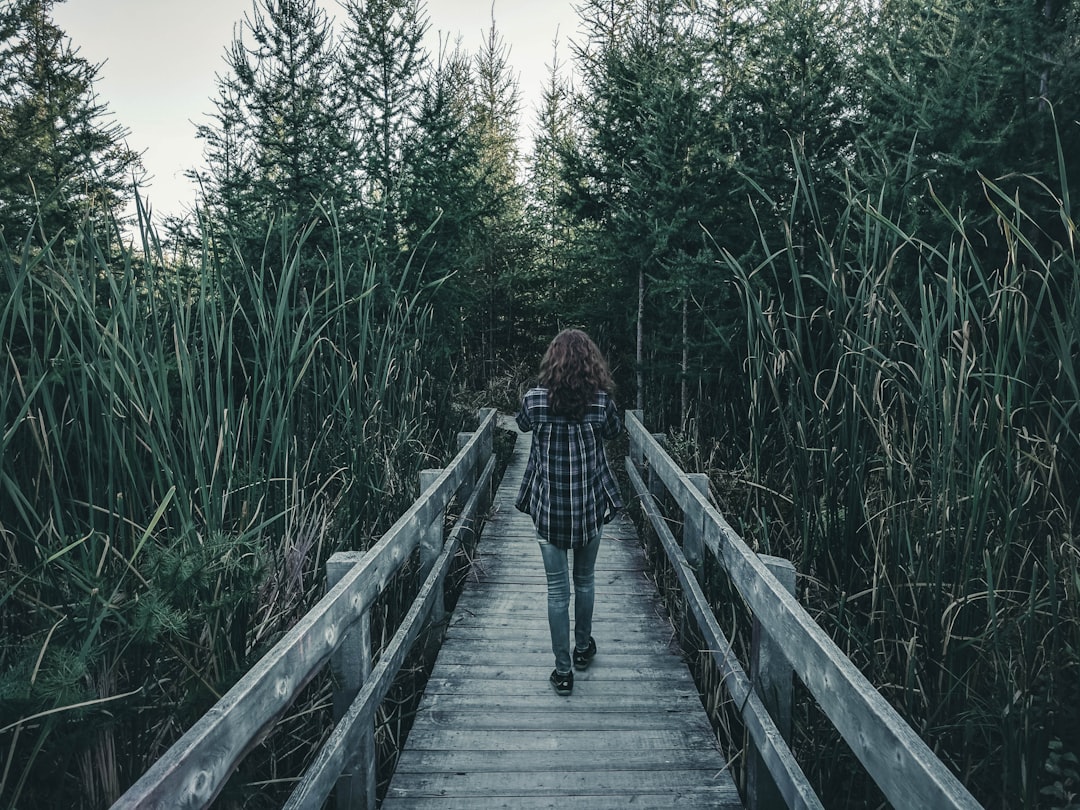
[683,473,708,575]
[473,407,495,521]
[327,553,375,810]
[480,407,494,462]
[453,432,480,555]
[627,409,645,471]
[747,555,797,810]
[648,433,666,500]
[476,412,495,518]
[418,468,446,627]
[680,473,709,649]
[457,431,476,502]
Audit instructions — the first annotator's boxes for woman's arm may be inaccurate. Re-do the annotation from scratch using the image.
[601,396,622,439]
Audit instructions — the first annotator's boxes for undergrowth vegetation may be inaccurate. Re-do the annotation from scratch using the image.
[699,158,1080,805]
[0,204,457,807]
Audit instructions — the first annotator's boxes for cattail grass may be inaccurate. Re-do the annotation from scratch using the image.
[0,197,452,806]
[719,144,1079,806]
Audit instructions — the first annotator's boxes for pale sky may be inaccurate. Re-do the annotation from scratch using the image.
[53,0,581,221]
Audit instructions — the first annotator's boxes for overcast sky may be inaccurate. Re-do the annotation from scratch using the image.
[53,0,581,221]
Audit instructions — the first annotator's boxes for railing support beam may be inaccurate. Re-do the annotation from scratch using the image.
[419,468,447,627]
[683,473,708,573]
[327,556,375,810]
[748,555,796,810]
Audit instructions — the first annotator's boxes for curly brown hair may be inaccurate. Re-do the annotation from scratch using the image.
[538,328,614,420]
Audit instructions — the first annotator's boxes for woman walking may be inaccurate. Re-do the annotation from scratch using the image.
[514,329,624,695]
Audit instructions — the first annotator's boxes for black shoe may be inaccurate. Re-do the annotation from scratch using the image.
[573,637,597,671]
[550,668,573,695]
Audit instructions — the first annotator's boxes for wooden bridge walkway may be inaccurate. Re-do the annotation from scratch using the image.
[112,408,982,810]
[382,423,742,809]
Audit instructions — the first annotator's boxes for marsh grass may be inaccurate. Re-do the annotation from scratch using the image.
[0,199,454,807]
[714,151,1080,806]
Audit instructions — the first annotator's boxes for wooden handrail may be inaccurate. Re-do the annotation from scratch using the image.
[626,458,821,810]
[111,408,497,810]
[287,451,498,809]
[625,410,983,810]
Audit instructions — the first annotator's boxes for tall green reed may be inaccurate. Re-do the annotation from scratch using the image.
[0,198,447,807]
[724,151,1079,806]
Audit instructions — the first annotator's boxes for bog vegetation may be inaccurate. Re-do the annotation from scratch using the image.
[2,0,1078,807]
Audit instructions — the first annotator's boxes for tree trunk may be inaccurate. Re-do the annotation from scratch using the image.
[681,292,688,428]
[1040,0,1054,108]
[636,264,644,411]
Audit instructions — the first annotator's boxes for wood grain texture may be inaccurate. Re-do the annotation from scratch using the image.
[381,424,742,810]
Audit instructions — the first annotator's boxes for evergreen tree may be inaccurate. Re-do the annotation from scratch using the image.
[718,0,861,251]
[565,0,722,420]
[469,15,529,378]
[193,79,257,260]
[195,0,350,275]
[564,0,645,399]
[400,41,483,373]
[0,0,141,244]
[859,0,1080,249]
[524,38,577,342]
[340,0,428,254]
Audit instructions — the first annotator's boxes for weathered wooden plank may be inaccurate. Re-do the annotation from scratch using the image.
[454,580,655,600]
[446,604,672,625]
[400,727,720,752]
[384,769,739,799]
[470,549,644,566]
[423,662,692,682]
[412,709,711,733]
[417,681,701,710]
[408,691,704,712]
[431,648,681,667]
[382,794,731,810]
[459,569,649,587]
[394,746,726,773]
[445,613,674,633]
[441,629,677,651]
[467,545,644,564]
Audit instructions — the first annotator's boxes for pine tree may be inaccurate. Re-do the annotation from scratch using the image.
[400,41,482,367]
[0,0,141,244]
[563,0,643,398]
[719,0,861,247]
[193,80,257,257]
[195,0,351,274]
[340,0,428,251]
[859,0,1080,248]
[468,14,529,378]
[565,0,723,419]
[524,38,577,341]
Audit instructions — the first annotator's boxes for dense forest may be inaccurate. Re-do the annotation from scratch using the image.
[2,0,1078,807]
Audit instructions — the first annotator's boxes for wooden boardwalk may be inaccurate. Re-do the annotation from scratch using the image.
[382,423,742,809]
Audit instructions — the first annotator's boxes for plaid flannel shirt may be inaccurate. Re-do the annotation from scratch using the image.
[514,387,625,549]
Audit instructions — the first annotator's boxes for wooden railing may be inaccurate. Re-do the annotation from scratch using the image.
[111,408,497,810]
[625,409,982,810]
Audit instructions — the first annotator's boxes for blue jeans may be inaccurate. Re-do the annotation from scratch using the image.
[538,532,602,674]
